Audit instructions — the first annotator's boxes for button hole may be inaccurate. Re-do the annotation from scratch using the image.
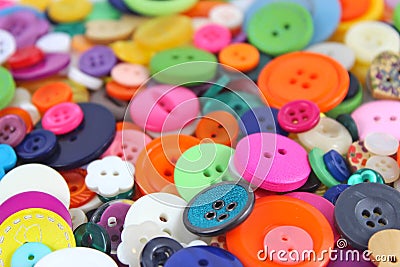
[310,74,318,79]
[264,152,272,158]
[205,211,216,220]
[28,255,34,261]
[366,221,375,228]
[101,171,107,176]
[292,118,299,124]
[226,202,237,211]
[302,83,310,89]
[211,133,217,138]
[203,170,211,177]
[290,79,297,84]
[213,200,225,210]
[362,210,370,218]
[373,207,382,216]
[378,218,387,226]
[217,213,229,222]
[374,116,380,121]
[159,214,168,222]
[302,116,308,121]
[131,147,137,153]
[164,170,172,177]
[283,24,290,30]
[215,165,223,173]
[391,116,397,121]
[199,259,209,266]
[278,149,287,155]
[282,236,288,241]
[272,31,279,37]
[113,171,119,176]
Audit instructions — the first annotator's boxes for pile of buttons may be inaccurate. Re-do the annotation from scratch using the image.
[1,0,400,266]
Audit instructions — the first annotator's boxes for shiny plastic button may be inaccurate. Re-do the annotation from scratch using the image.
[323,150,351,182]
[11,242,51,267]
[0,144,15,179]
[8,88,40,124]
[79,45,117,78]
[277,100,320,133]
[366,156,400,183]
[209,4,243,31]
[140,237,183,267]
[68,66,103,91]
[239,107,288,136]
[309,148,341,188]
[36,32,71,53]
[194,24,231,53]
[60,168,95,209]
[74,222,110,254]
[15,129,57,163]
[47,0,92,23]
[7,46,44,70]
[305,42,355,70]
[364,132,399,156]
[69,208,88,231]
[110,40,152,65]
[111,63,149,87]
[42,102,84,135]
[219,43,259,72]
[336,113,359,142]
[347,168,385,185]
[0,66,15,110]
[123,0,197,16]
[323,184,351,205]
[32,82,73,114]
[0,114,26,147]
[0,29,16,64]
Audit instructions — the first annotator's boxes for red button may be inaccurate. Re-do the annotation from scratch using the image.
[7,46,45,70]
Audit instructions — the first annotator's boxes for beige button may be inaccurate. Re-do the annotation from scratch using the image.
[85,19,138,44]
[365,132,399,156]
[368,229,400,267]
[366,156,400,183]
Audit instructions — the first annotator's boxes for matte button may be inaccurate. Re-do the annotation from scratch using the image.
[11,242,51,267]
[85,19,137,45]
[79,45,117,77]
[347,141,372,172]
[68,66,103,91]
[15,129,57,163]
[106,80,139,101]
[218,43,259,72]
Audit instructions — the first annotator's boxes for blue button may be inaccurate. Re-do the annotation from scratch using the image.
[15,129,57,163]
[323,149,351,182]
[0,144,16,180]
[240,106,288,136]
[323,184,351,205]
[141,237,183,267]
[11,242,51,267]
[308,0,341,44]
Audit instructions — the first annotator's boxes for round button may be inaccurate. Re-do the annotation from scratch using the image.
[123,0,197,16]
[347,141,372,172]
[15,129,57,163]
[0,144,16,179]
[0,66,15,110]
[336,113,359,142]
[11,242,51,267]
[209,4,243,31]
[258,52,349,112]
[36,32,71,53]
[305,42,355,70]
[85,19,136,45]
[69,208,88,231]
[278,100,320,133]
[368,229,400,267]
[68,66,103,91]
[79,45,117,78]
[323,150,351,182]
[335,182,400,250]
[140,237,183,267]
[7,46,43,69]
[111,63,149,87]
[110,40,152,65]
[248,2,313,56]
[85,1,121,21]
[32,82,73,114]
[323,184,351,205]
[309,148,340,188]
[7,87,40,125]
[219,43,259,72]
[0,114,26,147]
[366,156,400,183]
[54,22,85,37]
[42,102,84,135]
[74,222,111,254]
[0,107,33,133]
[47,0,92,23]
[194,24,231,53]
[292,170,321,193]
[60,168,95,209]
[106,80,139,101]
[364,132,399,156]
[347,168,385,185]
[0,29,16,64]
[239,107,288,136]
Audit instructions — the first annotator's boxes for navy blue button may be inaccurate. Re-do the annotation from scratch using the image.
[165,246,243,267]
[293,170,321,193]
[0,144,17,180]
[15,129,57,163]
[323,184,350,205]
[323,150,351,182]
[344,72,359,101]
[239,106,288,136]
[37,103,116,170]
[141,237,183,267]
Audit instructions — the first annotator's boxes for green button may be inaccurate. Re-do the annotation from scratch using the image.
[74,222,111,254]
[0,67,15,110]
[123,0,198,16]
[336,114,359,142]
[347,168,384,185]
[53,22,85,37]
[248,2,313,56]
[309,148,340,188]
[326,83,363,118]
[174,143,235,202]
[394,3,400,32]
[85,1,121,21]
[150,47,217,86]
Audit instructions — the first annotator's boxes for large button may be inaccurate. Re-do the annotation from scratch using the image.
[0,114,26,147]
[0,66,15,110]
[277,100,320,133]
[78,45,117,78]
[305,42,355,70]
[32,82,73,114]
[183,181,254,236]
[234,133,310,192]
[364,132,399,156]
[47,0,92,23]
[11,242,51,267]
[194,24,231,53]
[140,237,183,267]
[239,107,288,136]
[42,102,84,135]
[258,52,349,112]
[110,40,152,65]
[15,129,57,163]
[368,229,400,266]
[0,29,15,64]
[124,0,197,16]
[60,168,95,209]
[0,208,75,266]
[74,222,111,254]
[0,144,16,179]
[366,156,400,183]
[36,32,71,53]
[335,183,400,250]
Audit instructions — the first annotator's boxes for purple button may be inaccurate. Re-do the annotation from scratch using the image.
[0,10,49,48]
[0,191,72,227]
[79,45,117,77]
[0,114,26,147]
[11,53,70,81]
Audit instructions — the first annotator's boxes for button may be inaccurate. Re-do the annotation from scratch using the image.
[69,208,88,231]
[278,100,320,133]
[309,148,340,188]
[110,40,152,65]
[111,63,148,88]
[245,52,273,82]
[0,29,15,64]
[234,132,310,192]
[248,2,313,56]
[345,21,399,64]
[71,35,95,52]
[239,107,288,136]
[309,0,341,44]
[336,114,359,142]
[305,42,355,70]
[7,46,44,70]
[7,88,40,125]
[85,19,137,45]
[47,0,92,23]
[0,114,26,147]
[124,0,197,16]
[0,66,15,110]
[79,45,117,78]
[194,24,231,53]
[36,32,71,53]
[85,156,134,198]
[85,1,121,21]
[323,184,351,205]
[0,144,15,179]
[298,117,353,155]
[11,53,70,81]
[165,246,243,267]
[108,0,133,13]
[183,181,254,236]
[323,150,351,182]
[368,229,400,266]
[347,141,372,172]
[35,247,117,267]
[32,82,73,114]
[345,72,361,101]
[97,188,134,203]
[11,242,51,267]
[335,183,400,250]
[293,170,321,193]
[365,132,399,156]
[68,66,103,91]
[366,156,400,183]
[42,102,83,135]
[53,22,85,37]
[101,130,152,166]
[117,221,169,267]
[226,196,334,267]
[134,15,193,51]
[141,237,183,267]
[0,107,32,134]
[150,47,217,85]
[89,89,128,121]
[135,134,200,196]
[60,168,95,209]
[347,168,385,185]
[74,222,111,254]
[340,0,371,21]
[219,43,259,72]
[15,129,57,163]
[106,81,139,101]
[209,4,243,31]
[258,52,349,112]
[124,192,197,243]
[0,208,75,266]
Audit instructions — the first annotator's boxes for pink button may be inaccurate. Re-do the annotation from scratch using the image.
[42,102,84,135]
[194,24,232,53]
[111,63,149,88]
[278,100,320,133]
[263,225,313,265]
[130,85,200,132]
[234,132,310,192]
[352,100,400,140]
[101,129,152,165]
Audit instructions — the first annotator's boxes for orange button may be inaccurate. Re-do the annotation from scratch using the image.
[195,111,239,146]
[219,43,260,72]
[60,168,96,208]
[0,107,33,133]
[32,82,73,114]
[258,52,349,112]
[135,134,200,196]
[184,0,224,17]
[226,196,334,267]
[116,121,142,132]
[106,80,140,101]
[71,35,95,53]
[339,0,371,21]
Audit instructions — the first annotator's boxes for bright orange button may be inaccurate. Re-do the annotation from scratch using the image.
[184,0,225,17]
[0,107,33,133]
[258,52,349,112]
[106,81,140,101]
[32,82,73,114]
[226,196,334,267]
[340,0,371,21]
[219,43,260,72]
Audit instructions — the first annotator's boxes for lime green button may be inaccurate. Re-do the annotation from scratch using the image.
[248,2,313,56]
[174,143,235,202]
[347,168,384,185]
[150,47,218,85]
[0,67,15,110]
[123,0,198,16]
[85,1,121,21]
[394,3,400,32]
[309,148,340,188]
[53,22,85,37]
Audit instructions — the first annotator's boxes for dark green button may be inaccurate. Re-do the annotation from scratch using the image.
[336,114,359,142]
[74,222,111,254]
[98,188,134,203]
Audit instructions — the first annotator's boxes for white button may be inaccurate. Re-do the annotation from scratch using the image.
[35,247,117,267]
[366,155,400,183]
[364,132,399,156]
[69,208,88,231]
[117,221,169,267]
[192,17,212,31]
[68,66,103,90]
[0,164,70,208]
[124,193,198,244]
[209,4,244,30]
[230,0,255,12]
[185,240,208,247]
[76,195,103,214]
[297,117,353,155]
[345,21,400,64]
[85,156,135,198]
[8,87,41,124]
[305,42,355,70]
[0,29,16,64]
[36,32,71,53]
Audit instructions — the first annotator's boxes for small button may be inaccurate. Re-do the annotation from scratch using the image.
[42,102,83,135]
[309,148,340,188]
[69,208,88,231]
[79,45,117,78]
[85,1,121,21]
[106,81,139,101]
[292,170,321,193]
[345,71,361,100]
[209,4,243,31]
[194,24,231,53]
[278,100,320,133]
[239,106,288,136]
[15,129,57,163]
[89,89,128,121]
[347,141,372,172]
[60,168,95,209]
[47,0,92,23]
[68,66,103,91]
[32,82,73,114]
[347,168,385,185]
[36,32,71,53]
[74,222,111,254]
[219,43,259,72]
[140,237,183,267]
[305,42,355,70]
[0,114,26,147]
[366,156,400,183]
[323,184,351,205]
[364,132,399,156]
[0,107,32,133]
[0,66,15,109]
[111,63,149,88]
[11,242,51,267]
[323,150,351,182]
[0,144,16,179]
[0,29,16,64]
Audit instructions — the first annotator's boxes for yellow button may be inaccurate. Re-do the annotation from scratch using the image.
[134,15,193,51]
[110,41,153,65]
[0,208,75,267]
[20,0,51,11]
[48,0,92,23]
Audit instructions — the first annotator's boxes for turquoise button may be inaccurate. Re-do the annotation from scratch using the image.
[11,242,51,267]
[0,144,17,180]
[347,168,385,185]
[53,22,85,37]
